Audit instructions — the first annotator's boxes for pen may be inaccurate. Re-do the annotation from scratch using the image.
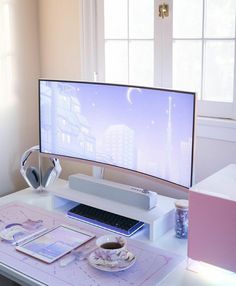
[59,237,97,267]
[13,227,48,246]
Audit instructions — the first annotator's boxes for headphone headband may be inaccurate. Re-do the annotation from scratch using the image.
[20,145,40,169]
[20,145,62,189]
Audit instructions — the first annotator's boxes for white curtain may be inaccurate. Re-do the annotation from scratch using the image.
[0,0,39,195]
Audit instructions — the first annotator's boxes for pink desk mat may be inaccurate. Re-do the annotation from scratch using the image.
[0,202,184,286]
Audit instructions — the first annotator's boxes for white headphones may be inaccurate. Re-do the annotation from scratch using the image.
[20,145,62,189]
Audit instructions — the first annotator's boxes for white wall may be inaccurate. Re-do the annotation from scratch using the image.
[38,1,236,198]
[195,136,236,182]
[39,0,81,80]
[0,0,39,195]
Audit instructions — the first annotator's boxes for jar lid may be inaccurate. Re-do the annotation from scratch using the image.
[175,199,189,209]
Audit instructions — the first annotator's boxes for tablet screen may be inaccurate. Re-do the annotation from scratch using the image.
[16,225,95,263]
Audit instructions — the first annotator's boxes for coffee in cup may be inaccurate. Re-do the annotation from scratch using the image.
[95,235,127,261]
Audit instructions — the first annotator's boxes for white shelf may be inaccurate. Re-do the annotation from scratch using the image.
[191,164,236,201]
[48,179,176,241]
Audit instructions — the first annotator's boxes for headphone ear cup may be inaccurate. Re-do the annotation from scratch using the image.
[41,167,54,188]
[26,167,40,189]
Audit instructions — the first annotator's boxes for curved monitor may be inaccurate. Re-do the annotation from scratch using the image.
[39,79,196,189]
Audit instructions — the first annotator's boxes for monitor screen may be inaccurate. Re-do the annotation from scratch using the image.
[39,80,195,189]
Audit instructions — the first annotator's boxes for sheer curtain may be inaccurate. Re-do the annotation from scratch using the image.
[0,0,16,112]
[0,0,39,195]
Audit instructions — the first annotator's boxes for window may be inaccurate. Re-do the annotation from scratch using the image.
[170,0,236,118]
[81,0,236,119]
[103,0,154,86]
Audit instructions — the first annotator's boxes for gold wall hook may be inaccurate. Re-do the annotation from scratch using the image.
[159,3,169,19]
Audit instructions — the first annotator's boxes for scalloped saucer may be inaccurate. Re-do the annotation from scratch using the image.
[88,250,136,272]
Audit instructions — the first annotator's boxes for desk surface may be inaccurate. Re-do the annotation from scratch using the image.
[0,186,235,286]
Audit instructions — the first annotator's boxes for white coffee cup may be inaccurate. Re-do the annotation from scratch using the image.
[95,235,127,261]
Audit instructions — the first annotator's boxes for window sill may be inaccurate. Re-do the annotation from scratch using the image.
[196,117,236,143]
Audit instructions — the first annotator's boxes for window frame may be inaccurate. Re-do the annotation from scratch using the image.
[80,0,236,121]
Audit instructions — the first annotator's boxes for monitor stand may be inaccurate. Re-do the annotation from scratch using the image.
[92,166,104,179]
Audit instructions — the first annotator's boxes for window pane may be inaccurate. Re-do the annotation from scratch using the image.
[205,0,235,38]
[105,40,128,83]
[129,0,154,39]
[203,40,234,102]
[173,0,203,38]
[104,0,127,39]
[129,40,154,86]
[173,40,202,97]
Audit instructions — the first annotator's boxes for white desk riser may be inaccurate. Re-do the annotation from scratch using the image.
[0,183,235,286]
[50,178,176,241]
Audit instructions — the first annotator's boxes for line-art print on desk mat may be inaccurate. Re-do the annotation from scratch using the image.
[0,203,184,286]
[0,217,44,244]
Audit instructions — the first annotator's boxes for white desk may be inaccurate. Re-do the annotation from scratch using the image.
[0,186,235,286]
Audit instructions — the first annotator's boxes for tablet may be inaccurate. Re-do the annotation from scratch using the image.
[16,225,95,263]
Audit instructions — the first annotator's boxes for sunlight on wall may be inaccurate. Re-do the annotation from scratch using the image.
[0,1,17,111]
